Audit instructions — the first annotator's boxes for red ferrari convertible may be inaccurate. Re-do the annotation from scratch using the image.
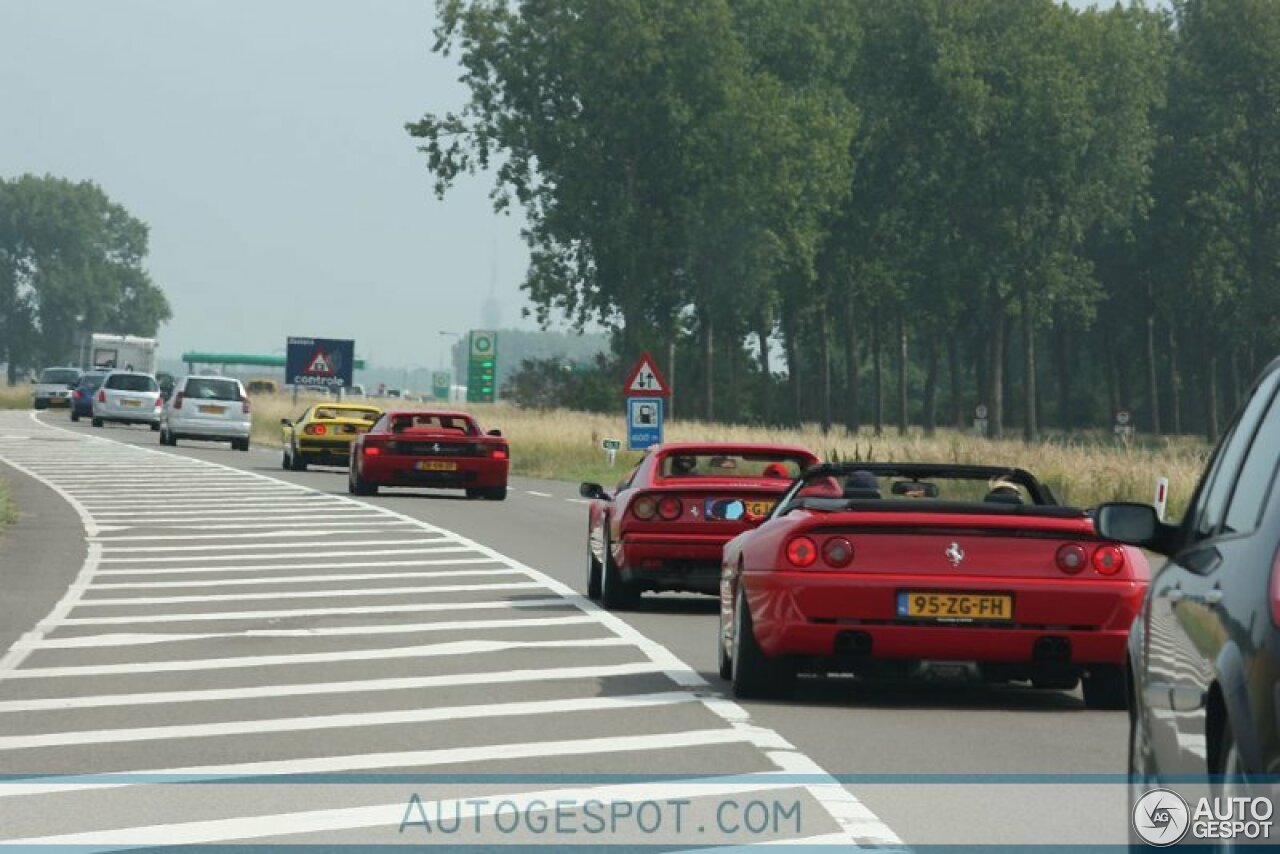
[348,410,509,500]
[581,442,819,610]
[719,463,1150,708]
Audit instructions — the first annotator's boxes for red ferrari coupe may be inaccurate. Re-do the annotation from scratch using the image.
[581,442,819,610]
[719,463,1150,708]
[347,410,509,500]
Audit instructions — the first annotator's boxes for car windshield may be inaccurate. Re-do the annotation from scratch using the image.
[658,453,809,479]
[40,368,79,384]
[105,373,158,392]
[184,378,242,400]
[389,414,478,435]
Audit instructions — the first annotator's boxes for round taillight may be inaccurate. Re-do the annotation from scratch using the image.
[822,537,854,568]
[786,536,819,568]
[632,496,657,520]
[1055,543,1088,575]
[657,496,683,521]
[1092,544,1126,576]
[314,424,326,435]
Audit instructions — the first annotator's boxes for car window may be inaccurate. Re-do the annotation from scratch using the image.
[40,368,80,384]
[79,374,108,390]
[1192,370,1280,539]
[184,377,242,400]
[104,373,158,392]
[1223,380,1280,536]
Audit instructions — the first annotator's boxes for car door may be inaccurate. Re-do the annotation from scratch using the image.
[1148,368,1280,774]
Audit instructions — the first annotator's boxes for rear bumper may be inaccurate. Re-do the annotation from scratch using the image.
[36,394,71,407]
[742,570,1143,665]
[619,533,734,593]
[93,409,160,425]
[297,439,356,461]
[359,457,508,489]
[168,415,250,440]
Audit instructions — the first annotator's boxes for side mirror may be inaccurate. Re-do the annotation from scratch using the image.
[580,482,610,501]
[280,418,292,426]
[487,428,503,437]
[1095,502,1177,554]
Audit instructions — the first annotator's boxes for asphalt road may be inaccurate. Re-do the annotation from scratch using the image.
[0,409,1133,847]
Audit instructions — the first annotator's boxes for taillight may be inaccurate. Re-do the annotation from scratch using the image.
[657,496,683,521]
[73,390,82,400]
[822,537,855,568]
[632,496,657,520]
[491,446,509,460]
[154,396,163,408]
[1056,543,1088,575]
[242,398,251,414]
[96,389,105,403]
[363,445,381,457]
[786,536,818,568]
[1092,544,1126,576]
[172,392,184,410]
[306,424,327,435]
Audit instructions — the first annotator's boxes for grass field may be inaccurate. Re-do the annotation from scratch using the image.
[0,476,15,527]
[1,382,1210,517]
[253,393,1210,518]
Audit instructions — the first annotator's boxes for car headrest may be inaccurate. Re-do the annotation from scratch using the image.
[983,492,1024,505]
[842,487,882,500]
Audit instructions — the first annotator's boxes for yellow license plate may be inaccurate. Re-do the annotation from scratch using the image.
[745,500,775,517]
[121,399,141,407]
[198,405,225,414]
[416,460,457,471]
[898,592,1012,621]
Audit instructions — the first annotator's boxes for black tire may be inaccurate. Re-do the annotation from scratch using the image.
[281,447,291,470]
[1083,664,1127,710]
[234,438,250,452]
[465,488,483,500]
[69,410,79,422]
[149,421,161,432]
[91,417,103,428]
[349,460,377,496]
[158,427,172,446]
[731,586,796,700]
[33,400,46,411]
[586,525,603,601]
[718,598,733,680]
[599,530,640,610]
[485,485,508,501]
[289,444,307,471]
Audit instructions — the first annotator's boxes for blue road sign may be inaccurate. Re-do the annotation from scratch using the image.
[627,397,663,451]
[286,337,355,389]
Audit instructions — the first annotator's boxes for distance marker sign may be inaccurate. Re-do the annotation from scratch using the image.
[286,337,355,389]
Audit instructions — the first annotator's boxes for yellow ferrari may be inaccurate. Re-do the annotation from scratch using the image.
[281,403,382,471]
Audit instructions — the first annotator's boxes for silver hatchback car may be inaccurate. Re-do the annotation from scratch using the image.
[92,371,162,430]
[160,375,252,451]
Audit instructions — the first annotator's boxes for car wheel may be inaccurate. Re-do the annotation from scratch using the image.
[717,597,733,680]
[1082,664,1127,710]
[281,447,291,470]
[91,417,103,428]
[234,438,250,452]
[69,410,79,422]
[289,444,307,471]
[731,585,796,700]
[150,422,161,432]
[485,486,508,501]
[349,459,377,496]
[586,524,603,600]
[599,530,639,611]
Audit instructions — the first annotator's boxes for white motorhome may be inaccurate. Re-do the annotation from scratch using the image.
[86,334,157,375]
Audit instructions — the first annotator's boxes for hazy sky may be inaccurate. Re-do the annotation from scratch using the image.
[1,0,531,370]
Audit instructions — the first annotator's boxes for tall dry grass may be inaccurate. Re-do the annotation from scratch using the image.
[249,393,1211,518]
[0,385,33,410]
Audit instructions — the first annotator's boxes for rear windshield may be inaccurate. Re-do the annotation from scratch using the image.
[78,374,108,390]
[184,377,243,401]
[39,368,80,384]
[105,373,158,392]
[658,453,810,480]
[388,413,478,435]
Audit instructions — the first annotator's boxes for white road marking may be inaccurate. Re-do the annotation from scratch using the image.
[98,536,449,552]
[91,568,523,589]
[0,661,666,713]
[525,490,553,497]
[94,557,504,576]
[98,545,477,563]
[77,580,543,605]
[0,691,697,751]
[6,637,632,679]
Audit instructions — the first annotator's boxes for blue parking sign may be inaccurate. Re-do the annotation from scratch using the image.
[627,397,663,451]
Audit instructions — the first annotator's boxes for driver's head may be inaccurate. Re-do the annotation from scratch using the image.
[670,455,697,475]
[762,463,789,479]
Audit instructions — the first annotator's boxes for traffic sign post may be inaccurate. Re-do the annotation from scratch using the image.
[466,331,498,403]
[601,437,622,466]
[973,404,989,437]
[627,398,663,451]
[432,371,451,401]
[1115,408,1134,442]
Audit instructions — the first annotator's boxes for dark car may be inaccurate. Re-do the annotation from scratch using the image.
[68,370,110,422]
[1098,356,1280,789]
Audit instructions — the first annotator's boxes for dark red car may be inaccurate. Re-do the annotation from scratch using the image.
[581,442,819,610]
[347,410,509,500]
[719,462,1150,707]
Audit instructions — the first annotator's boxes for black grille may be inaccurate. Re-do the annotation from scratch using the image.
[388,441,480,457]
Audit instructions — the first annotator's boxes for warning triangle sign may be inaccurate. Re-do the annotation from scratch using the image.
[306,349,335,375]
[623,351,670,397]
